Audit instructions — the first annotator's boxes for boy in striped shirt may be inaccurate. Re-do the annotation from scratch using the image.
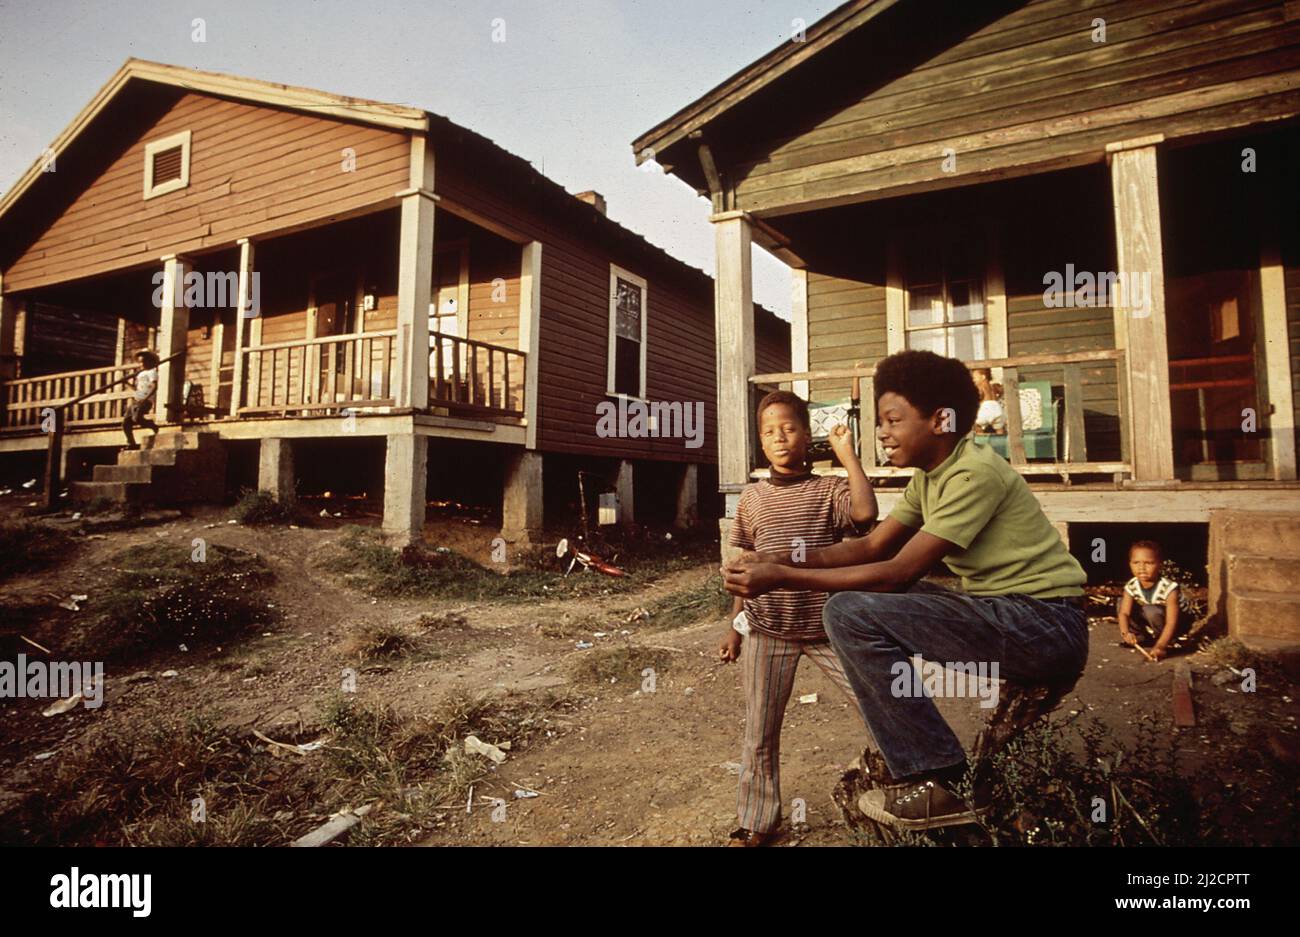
[719,390,877,846]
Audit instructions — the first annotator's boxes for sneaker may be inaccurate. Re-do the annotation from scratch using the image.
[858,778,988,831]
[726,827,779,847]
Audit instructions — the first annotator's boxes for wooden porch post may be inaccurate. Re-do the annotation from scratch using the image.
[229,238,255,416]
[156,254,191,423]
[518,240,542,450]
[1107,136,1175,481]
[790,267,809,401]
[711,210,756,492]
[1260,241,1298,480]
[393,135,436,410]
[0,272,21,382]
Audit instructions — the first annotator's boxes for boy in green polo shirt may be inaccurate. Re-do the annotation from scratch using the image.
[722,349,1088,831]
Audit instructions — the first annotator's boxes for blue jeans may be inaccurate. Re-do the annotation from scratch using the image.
[822,581,1089,779]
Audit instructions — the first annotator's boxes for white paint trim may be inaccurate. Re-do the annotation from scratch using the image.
[519,240,542,450]
[1260,242,1297,480]
[885,240,905,354]
[984,222,1009,360]
[143,129,191,200]
[229,238,254,416]
[607,263,648,400]
[790,267,809,399]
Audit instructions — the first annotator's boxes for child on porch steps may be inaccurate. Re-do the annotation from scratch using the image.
[122,349,159,451]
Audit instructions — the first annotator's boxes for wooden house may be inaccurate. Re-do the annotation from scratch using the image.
[0,59,789,543]
[635,0,1300,646]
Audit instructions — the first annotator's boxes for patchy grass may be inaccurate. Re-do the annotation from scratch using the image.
[1198,637,1260,672]
[638,579,732,632]
[2,688,581,847]
[323,526,710,602]
[231,490,298,526]
[0,521,75,582]
[569,643,675,688]
[70,541,276,661]
[338,624,420,662]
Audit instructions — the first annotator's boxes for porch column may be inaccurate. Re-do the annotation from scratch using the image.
[257,437,296,505]
[501,449,543,544]
[518,240,542,450]
[393,135,436,410]
[674,463,699,530]
[156,254,192,423]
[1260,242,1297,480]
[1107,136,1175,481]
[382,433,428,545]
[790,268,809,401]
[0,272,22,382]
[614,459,635,528]
[229,238,256,416]
[710,210,756,492]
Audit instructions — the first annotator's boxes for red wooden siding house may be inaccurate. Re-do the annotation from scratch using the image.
[635,0,1300,647]
[0,59,789,543]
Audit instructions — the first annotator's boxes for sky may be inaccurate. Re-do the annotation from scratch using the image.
[0,0,844,319]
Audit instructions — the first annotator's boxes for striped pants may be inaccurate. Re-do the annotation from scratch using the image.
[737,626,865,834]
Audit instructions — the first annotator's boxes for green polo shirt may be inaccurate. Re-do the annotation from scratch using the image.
[889,437,1085,597]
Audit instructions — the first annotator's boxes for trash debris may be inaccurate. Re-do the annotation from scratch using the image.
[21,479,36,489]
[226,519,237,525]
[720,761,742,775]
[125,671,153,684]
[19,635,51,654]
[34,751,56,761]
[626,607,650,623]
[513,789,540,799]
[464,735,508,764]
[593,631,609,638]
[556,537,626,578]
[253,729,328,756]
[57,594,88,612]
[160,670,179,678]
[42,694,84,717]
[798,693,819,705]
[290,803,373,847]
[575,641,594,650]
[178,643,188,652]
[684,687,695,696]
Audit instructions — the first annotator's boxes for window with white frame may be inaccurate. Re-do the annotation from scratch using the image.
[143,130,191,200]
[607,265,647,398]
[902,239,986,360]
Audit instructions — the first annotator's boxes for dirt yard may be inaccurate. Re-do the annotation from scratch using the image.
[1,491,1296,847]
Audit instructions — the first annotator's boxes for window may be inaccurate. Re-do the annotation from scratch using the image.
[607,265,647,398]
[143,130,191,199]
[902,239,986,360]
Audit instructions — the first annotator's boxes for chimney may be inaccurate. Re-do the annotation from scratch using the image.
[575,190,606,215]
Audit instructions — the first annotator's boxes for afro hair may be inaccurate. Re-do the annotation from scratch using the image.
[873,350,979,436]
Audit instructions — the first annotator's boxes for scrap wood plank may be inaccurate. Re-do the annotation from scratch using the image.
[290,804,373,848]
[1172,663,1196,728]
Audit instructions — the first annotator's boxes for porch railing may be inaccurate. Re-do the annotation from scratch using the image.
[750,349,1130,478]
[429,329,526,419]
[238,330,397,414]
[1,363,135,432]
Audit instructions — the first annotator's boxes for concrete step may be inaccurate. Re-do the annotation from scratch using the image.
[1227,589,1300,642]
[93,463,154,484]
[147,431,221,452]
[70,480,147,505]
[1227,554,1300,595]
[118,447,181,467]
[1212,511,1300,560]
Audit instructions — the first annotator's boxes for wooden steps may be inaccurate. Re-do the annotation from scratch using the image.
[70,430,226,506]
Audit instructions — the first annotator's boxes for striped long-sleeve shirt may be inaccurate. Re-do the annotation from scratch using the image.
[728,474,857,641]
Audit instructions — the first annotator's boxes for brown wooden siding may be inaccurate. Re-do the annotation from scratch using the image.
[725,0,1300,214]
[467,235,520,347]
[435,137,787,463]
[806,272,887,403]
[5,90,409,291]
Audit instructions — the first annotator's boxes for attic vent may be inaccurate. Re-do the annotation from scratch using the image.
[143,130,192,199]
[152,146,183,184]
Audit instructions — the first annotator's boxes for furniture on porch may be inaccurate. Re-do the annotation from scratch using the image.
[971,380,1060,461]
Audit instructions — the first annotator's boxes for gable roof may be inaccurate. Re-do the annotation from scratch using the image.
[0,58,428,223]
[630,0,898,172]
